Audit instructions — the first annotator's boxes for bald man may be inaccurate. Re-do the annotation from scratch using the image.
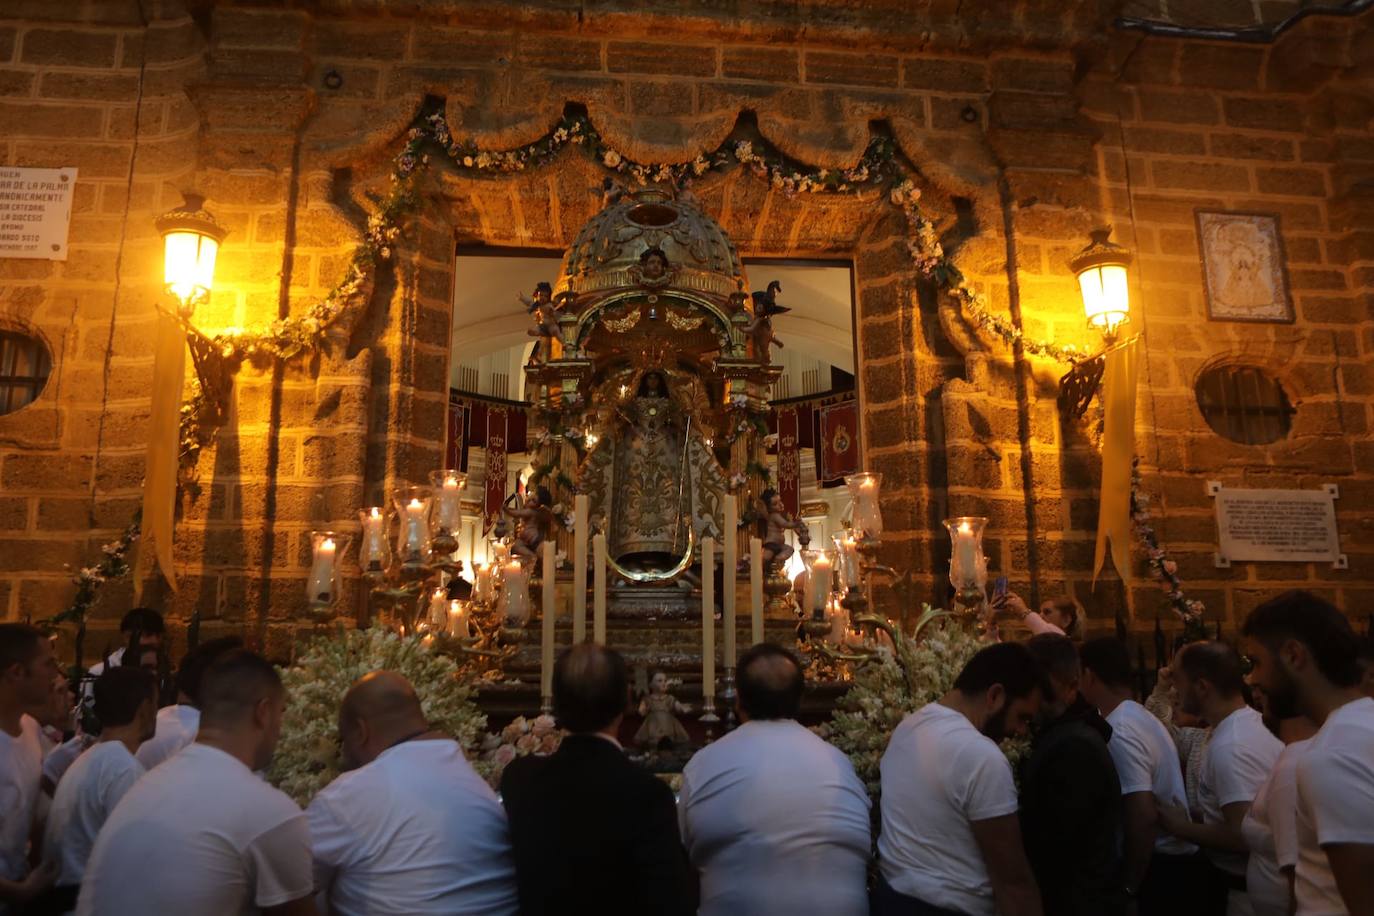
[679,643,871,916]
[307,671,518,916]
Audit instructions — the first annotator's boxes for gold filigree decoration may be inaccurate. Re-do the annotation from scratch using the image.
[665,310,705,332]
[600,308,641,334]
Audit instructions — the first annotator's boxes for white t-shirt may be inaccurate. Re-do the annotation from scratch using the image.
[1242,739,1309,916]
[877,703,1019,916]
[134,704,199,770]
[43,734,94,790]
[0,715,44,881]
[1105,699,1198,856]
[680,719,871,916]
[1198,705,1282,877]
[76,743,312,916]
[307,739,518,916]
[41,741,144,886]
[1294,697,1374,916]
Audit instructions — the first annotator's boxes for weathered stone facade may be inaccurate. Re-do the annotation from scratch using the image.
[1,0,1372,661]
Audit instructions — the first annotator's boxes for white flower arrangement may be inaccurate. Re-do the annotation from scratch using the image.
[268,629,490,806]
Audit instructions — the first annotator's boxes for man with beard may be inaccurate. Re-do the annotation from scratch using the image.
[1079,637,1209,916]
[1157,641,1282,916]
[1242,591,1374,915]
[1019,635,1124,916]
[875,642,1047,916]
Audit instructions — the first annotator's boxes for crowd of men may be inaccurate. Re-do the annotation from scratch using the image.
[0,589,1372,915]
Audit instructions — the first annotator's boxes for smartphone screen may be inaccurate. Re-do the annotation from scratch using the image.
[992,576,1008,600]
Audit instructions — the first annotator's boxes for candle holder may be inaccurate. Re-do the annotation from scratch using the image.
[392,485,434,569]
[420,586,449,631]
[845,472,883,542]
[798,548,834,639]
[717,666,738,732]
[943,516,989,613]
[358,507,391,580]
[428,469,467,558]
[498,560,532,628]
[306,530,350,618]
[446,599,471,639]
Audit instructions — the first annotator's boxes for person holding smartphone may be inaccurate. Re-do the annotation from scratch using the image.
[990,589,1072,638]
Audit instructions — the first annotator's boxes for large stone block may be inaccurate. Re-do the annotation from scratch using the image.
[721,46,798,83]
[804,50,898,88]
[1150,160,1252,192]
[607,41,716,77]
[1137,88,1221,125]
[1,453,92,491]
[20,28,118,67]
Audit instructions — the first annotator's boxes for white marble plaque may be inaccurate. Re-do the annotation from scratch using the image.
[1211,484,1344,567]
[0,166,77,260]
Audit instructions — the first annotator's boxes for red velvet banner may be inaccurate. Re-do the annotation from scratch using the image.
[776,407,800,515]
[818,401,859,482]
[483,406,508,529]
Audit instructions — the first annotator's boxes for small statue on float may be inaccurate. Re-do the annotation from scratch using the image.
[744,281,787,363]
[635,670,692,749]
[503,484,553,565]
[760,488,808,567]
[629,246,674,289]
[520,282,561,361]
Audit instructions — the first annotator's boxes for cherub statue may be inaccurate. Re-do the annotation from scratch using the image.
[588,176,627,209]
[629,246,674,288]
[744,280,787,362]
[635,670,692,749]
[760,487,808,566]
[504,485,553,565]
[520,282,560,361]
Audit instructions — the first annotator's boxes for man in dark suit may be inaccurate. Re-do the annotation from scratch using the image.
[1020,634,1126,916]
[500,643,696,915]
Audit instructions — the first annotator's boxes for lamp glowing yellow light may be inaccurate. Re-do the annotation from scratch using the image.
[1069,228,1132,341]
[155,193,227,314]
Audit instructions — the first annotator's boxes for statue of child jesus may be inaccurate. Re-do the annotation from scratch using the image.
[504,485,552,565]
[519,282,561,360]
[760,488,808,566]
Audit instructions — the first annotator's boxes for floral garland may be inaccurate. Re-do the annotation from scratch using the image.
[45,520,140,628]
[1130,458,1209,641]
[268,628,490,805]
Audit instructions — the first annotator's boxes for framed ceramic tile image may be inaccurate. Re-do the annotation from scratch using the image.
[1195,209,1294,324]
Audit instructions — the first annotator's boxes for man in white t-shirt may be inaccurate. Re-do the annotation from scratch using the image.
[308,670,518,916]
[77,649,314,916]
[1079,637,1214,916]
[1240,706,1314,916]
[1157,641,1282,916]
[1242,590,1374,915]
[135,635,243,770]
[0,624,61,910]
[39,666,157,913]
[680,644,871,916]
[81,609,164,704]
[876,642,1046,916]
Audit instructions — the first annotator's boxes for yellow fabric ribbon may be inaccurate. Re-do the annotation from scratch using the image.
[134,311,186,600]
[1093,338,1139,587]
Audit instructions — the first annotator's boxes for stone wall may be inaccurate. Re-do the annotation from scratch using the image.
[1,0,1371,661]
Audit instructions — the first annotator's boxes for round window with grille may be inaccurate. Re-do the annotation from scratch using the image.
[0,330,53,415]
[1194,365,1294,445]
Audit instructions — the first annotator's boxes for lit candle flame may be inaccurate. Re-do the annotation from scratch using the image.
[369,507,382,519]
[408,498,423,509]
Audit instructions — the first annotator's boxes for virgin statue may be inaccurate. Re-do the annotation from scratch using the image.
[611,371,686,570]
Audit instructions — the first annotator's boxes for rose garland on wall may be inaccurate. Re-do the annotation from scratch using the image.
[55,106,1202,638]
